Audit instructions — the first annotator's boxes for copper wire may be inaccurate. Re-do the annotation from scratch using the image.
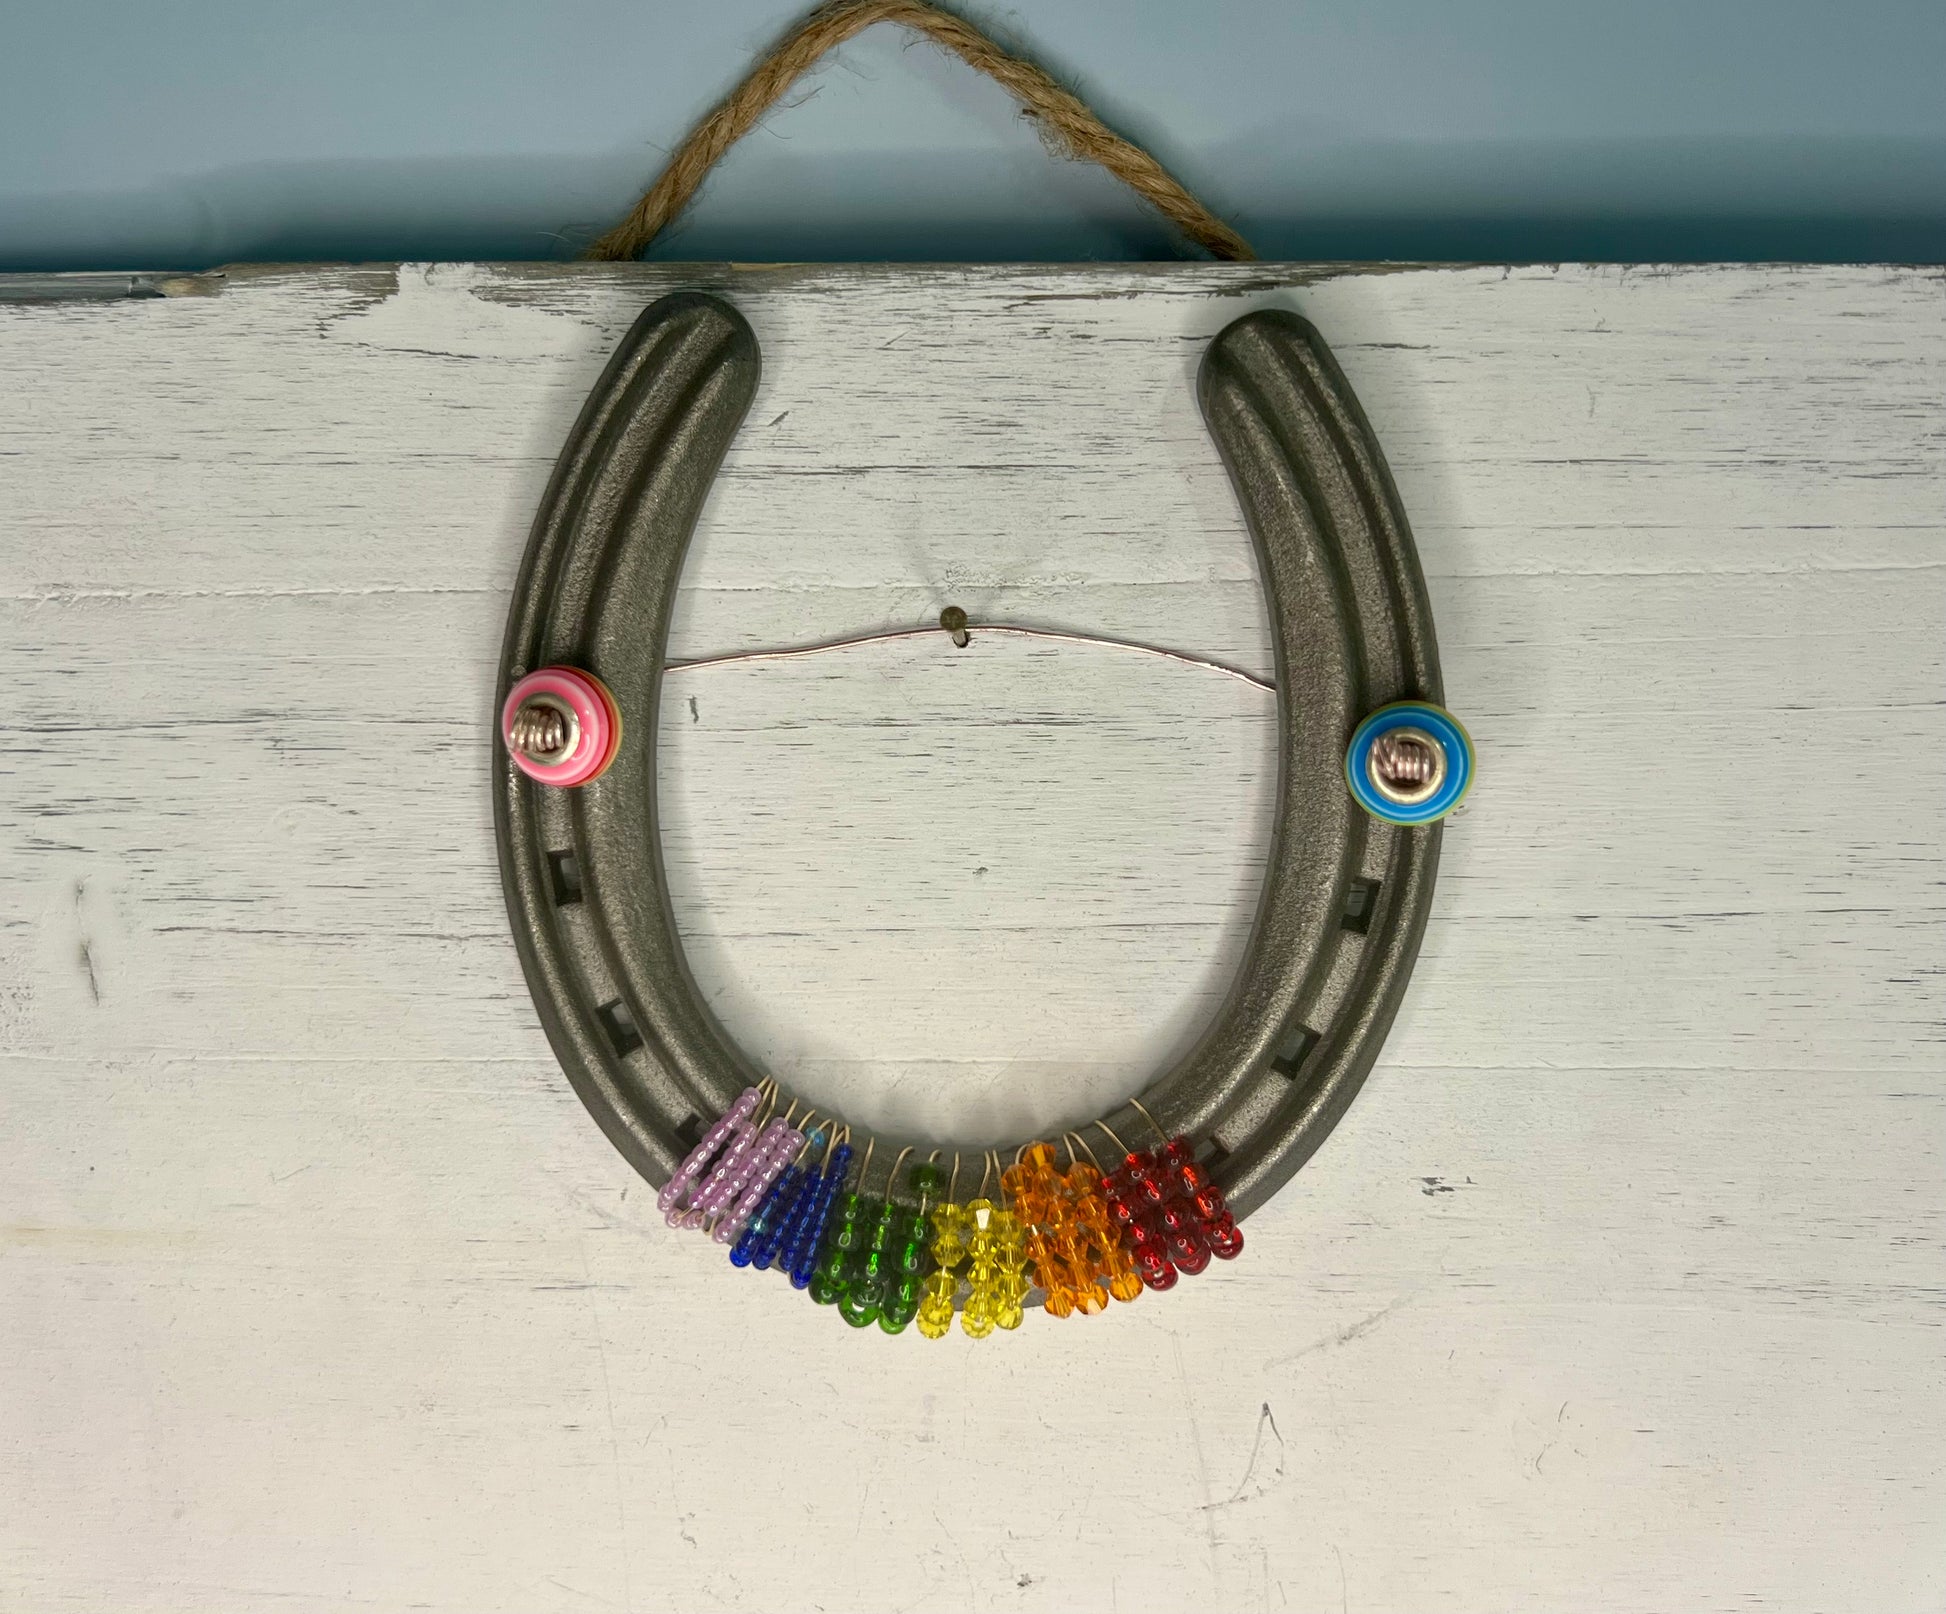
[666,621,1274,695]
[1127,1097,1168,1144]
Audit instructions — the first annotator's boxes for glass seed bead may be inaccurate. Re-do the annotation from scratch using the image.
[909,1162,944,1199]
[810,1243,848,1301]
[1192,1185,1227,1222]
[1162,1137,1195,1168]
[1137,1249,1178,1290]
[749,1164,809,1270]
[839,1287,881,1328]
[1170,1233,1212,1275]
[787,1144,852,1288]
[834,1196,871,1251]
[1207,1219,1245,1260]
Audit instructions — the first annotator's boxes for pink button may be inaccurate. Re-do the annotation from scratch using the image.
[501,667,621,788]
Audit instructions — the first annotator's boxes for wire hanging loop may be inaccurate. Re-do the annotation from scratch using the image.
[663,618,1273,695]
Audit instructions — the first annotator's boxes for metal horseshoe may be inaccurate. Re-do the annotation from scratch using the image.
[495,291,1448,1218]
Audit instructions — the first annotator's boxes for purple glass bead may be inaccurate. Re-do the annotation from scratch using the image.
[658,1087,760,1212]
[717,1126,801,1244]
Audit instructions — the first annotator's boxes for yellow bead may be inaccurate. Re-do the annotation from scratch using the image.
[961,1291,995,1338]
[916,1299,953,1340]
[994,1299,1025,1331]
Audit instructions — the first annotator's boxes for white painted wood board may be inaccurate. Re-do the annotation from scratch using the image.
[0,261,1941,1613]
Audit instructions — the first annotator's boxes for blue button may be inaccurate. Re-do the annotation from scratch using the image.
[1345,702,1475,825]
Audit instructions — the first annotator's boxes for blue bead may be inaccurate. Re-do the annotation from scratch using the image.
[789,1146,852,1289]
[733,1163,801,1274]
[754,1164,816,1270]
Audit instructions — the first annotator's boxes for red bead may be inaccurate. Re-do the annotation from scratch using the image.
[1177,1161,1209,1193]
[1192,1184,1227,1221]
[1136,1248,1177,1290]
[1124,1151,1153,1180]
[1125,1218,1158,1249]
[1207,1220,1244,1260]
[1159,1201,1192,1235]
[1162,1136,1195,1169]
[1137,1174,1166,1205]
[1171,1234,1211,1276]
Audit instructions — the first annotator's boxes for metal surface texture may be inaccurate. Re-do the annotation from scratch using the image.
[495,292,1443,1217]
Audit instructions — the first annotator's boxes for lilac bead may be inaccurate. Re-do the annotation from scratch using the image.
[715,1125,802,1244]
[658,1087,760,1212]
[695,1122,774,1218]
[692,1120,762,1216]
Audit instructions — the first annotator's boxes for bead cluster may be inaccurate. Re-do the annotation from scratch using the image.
[1100,1132,1244,1291]
[670,1093,1245,1336]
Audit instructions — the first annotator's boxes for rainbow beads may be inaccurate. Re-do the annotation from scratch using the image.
[662,1093,1245,1337]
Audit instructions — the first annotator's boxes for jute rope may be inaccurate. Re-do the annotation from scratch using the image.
[587,0,1254,263]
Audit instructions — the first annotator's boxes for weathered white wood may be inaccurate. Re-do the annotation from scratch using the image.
[0,261,1941,1613]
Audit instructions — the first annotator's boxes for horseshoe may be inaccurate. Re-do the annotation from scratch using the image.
[495,291,1455,1219]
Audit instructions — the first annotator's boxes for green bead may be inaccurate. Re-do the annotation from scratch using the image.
[898,1239,928,1275]
[836,1196,880,1252]
[809,1269,845,1305]
[877,1306,914,1335]
[839,1283,883,1328]
[909,1162,944,1198]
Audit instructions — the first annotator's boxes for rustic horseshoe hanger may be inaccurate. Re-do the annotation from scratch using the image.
[495,291,1464,1230]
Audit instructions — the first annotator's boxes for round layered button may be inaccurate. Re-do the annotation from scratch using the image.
[1345,701,1474,825]
[500,667,621,788]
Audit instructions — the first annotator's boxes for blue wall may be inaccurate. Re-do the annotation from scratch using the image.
[6,0,1943,270]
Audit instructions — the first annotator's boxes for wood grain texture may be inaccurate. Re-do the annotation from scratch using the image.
[0,261,1941,1613]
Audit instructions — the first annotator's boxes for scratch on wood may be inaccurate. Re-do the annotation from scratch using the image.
[1203,1402,1287,1509]
[1267,1292,1417,1369]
